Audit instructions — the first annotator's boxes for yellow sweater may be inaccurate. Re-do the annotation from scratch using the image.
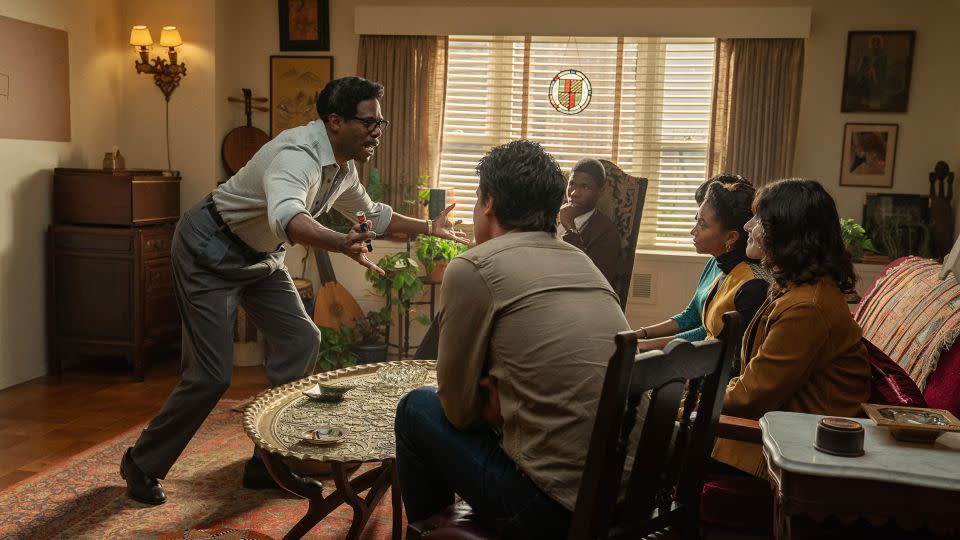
[702,261,768,339]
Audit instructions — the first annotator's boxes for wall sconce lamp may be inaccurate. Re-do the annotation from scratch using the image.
[129,25,187,102]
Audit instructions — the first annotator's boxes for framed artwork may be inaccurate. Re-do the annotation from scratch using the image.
[279,0,330,51]
[840,123,898,188]
[841,30,915,112]
[269,55,333,138]
[862,193,931,258]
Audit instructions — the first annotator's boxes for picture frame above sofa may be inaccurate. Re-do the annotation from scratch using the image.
[841,30,915,113]
[840,123,898,188]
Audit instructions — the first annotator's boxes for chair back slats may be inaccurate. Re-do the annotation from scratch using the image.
[568,331,638,540]
[621,341,723,528]
[568,312,741,540]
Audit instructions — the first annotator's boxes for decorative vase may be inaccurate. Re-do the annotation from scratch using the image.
[102,152,115,170]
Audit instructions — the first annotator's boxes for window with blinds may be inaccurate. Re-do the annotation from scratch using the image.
[438,35,715,249]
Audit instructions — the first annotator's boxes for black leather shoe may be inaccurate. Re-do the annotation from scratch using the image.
[242,456,324,491]
[120,447,166,505]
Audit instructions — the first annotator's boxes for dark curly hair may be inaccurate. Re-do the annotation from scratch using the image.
[316,77,384,121]
[695,173,751,205]
[475,140,566,234]
[571,158,606,188]
[702,181,756,255]
[753,179,856,295]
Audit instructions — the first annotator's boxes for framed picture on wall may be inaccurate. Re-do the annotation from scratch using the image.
[278,0,330,51]
[270,55,334,138]
[841,30,915,112]
[840,123,898,188]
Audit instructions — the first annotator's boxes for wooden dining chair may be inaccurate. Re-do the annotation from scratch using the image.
[408,313,741,540]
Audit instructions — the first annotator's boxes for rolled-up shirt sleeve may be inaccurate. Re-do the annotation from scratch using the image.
[331,166,394,235]
[436,258,495,429]
[263,149,318,244]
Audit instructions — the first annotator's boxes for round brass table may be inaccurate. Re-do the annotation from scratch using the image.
[243,360,436,540]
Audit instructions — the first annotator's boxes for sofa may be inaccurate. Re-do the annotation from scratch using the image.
[855,256,960,417]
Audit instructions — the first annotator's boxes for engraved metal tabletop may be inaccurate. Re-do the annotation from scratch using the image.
[243,360,436,463]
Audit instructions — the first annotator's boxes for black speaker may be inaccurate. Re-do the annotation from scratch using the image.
[428,189,449,219]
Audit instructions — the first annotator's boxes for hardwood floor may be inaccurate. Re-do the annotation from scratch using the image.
[0,353,272,490]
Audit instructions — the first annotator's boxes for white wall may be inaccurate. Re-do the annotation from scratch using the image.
[0,0,124,389]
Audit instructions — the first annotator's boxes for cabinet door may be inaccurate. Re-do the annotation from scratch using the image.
[143,258,179,339]
[54,253,133,341]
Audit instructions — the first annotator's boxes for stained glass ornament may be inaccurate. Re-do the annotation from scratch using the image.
[549,70,592,115]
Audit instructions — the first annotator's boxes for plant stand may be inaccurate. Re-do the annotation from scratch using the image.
[382,278,440,359]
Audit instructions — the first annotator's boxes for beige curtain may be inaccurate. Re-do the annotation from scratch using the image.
[357,35,448,212]
[708,39,804,186]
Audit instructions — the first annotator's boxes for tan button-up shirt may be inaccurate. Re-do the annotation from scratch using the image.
[436,231,631,510]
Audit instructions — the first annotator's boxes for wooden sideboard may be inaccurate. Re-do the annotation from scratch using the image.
[48,168,181,380]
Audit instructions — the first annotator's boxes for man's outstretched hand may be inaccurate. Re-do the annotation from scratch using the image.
[339,228,384,276]
[432,204,470,245]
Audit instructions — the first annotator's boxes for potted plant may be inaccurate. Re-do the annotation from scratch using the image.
[415,234,468,283]
[315,324,357,372]
[365,251,430,357]
[351,311,389,364]
[839,218,879,262]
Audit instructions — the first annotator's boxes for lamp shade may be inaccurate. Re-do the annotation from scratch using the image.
[159,26,182,48]
[129,25,154,47]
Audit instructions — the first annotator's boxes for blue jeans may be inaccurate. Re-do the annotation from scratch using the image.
[395,387,571,539]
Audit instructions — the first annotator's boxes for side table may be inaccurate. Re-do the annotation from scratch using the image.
[243,361,437,539]
[760,411,960,539]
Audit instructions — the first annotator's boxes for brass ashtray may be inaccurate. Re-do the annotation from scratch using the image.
[302,383,355,403]
[862,403,960,443]
[299,426,348,446]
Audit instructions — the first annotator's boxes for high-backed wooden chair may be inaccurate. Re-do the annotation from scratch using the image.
[596,160,648,311]
[407,313,741,540]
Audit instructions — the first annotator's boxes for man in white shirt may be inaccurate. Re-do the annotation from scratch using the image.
[120,76,466,505]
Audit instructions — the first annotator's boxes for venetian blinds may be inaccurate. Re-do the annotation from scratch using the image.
[438,35,715,249]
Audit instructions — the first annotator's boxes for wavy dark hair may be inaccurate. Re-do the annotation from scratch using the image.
[316,77,384,121]
[753,179,856,295]
[475,140,566,233]
[702,181,756,255]
[695,173,751,205]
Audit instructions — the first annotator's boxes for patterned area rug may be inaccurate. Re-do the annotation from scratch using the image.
[0,400,401,539]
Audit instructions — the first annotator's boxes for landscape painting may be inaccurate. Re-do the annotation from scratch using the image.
[269,55,333,137]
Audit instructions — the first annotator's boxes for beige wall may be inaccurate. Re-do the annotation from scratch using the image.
[119,0,217,208]
[0,0,124,389]
[2,0,958,388]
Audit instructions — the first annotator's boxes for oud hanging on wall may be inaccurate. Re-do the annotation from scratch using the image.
[221,88,270,178]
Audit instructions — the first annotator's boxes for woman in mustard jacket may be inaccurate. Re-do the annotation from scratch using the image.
[715,179,871,476]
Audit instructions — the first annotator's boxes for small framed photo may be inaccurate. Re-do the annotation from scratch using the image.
[840,123,898,188]
[841,30,915,112]
[278,0,330,51]
[269,55,334,138]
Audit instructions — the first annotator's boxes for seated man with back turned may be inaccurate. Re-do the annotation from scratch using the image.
[558,158,621,286]
[395,141,632,539]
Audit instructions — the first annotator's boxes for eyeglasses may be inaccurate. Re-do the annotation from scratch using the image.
[344,116,391,132]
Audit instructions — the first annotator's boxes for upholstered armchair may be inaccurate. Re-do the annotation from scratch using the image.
[596,160,648,311]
